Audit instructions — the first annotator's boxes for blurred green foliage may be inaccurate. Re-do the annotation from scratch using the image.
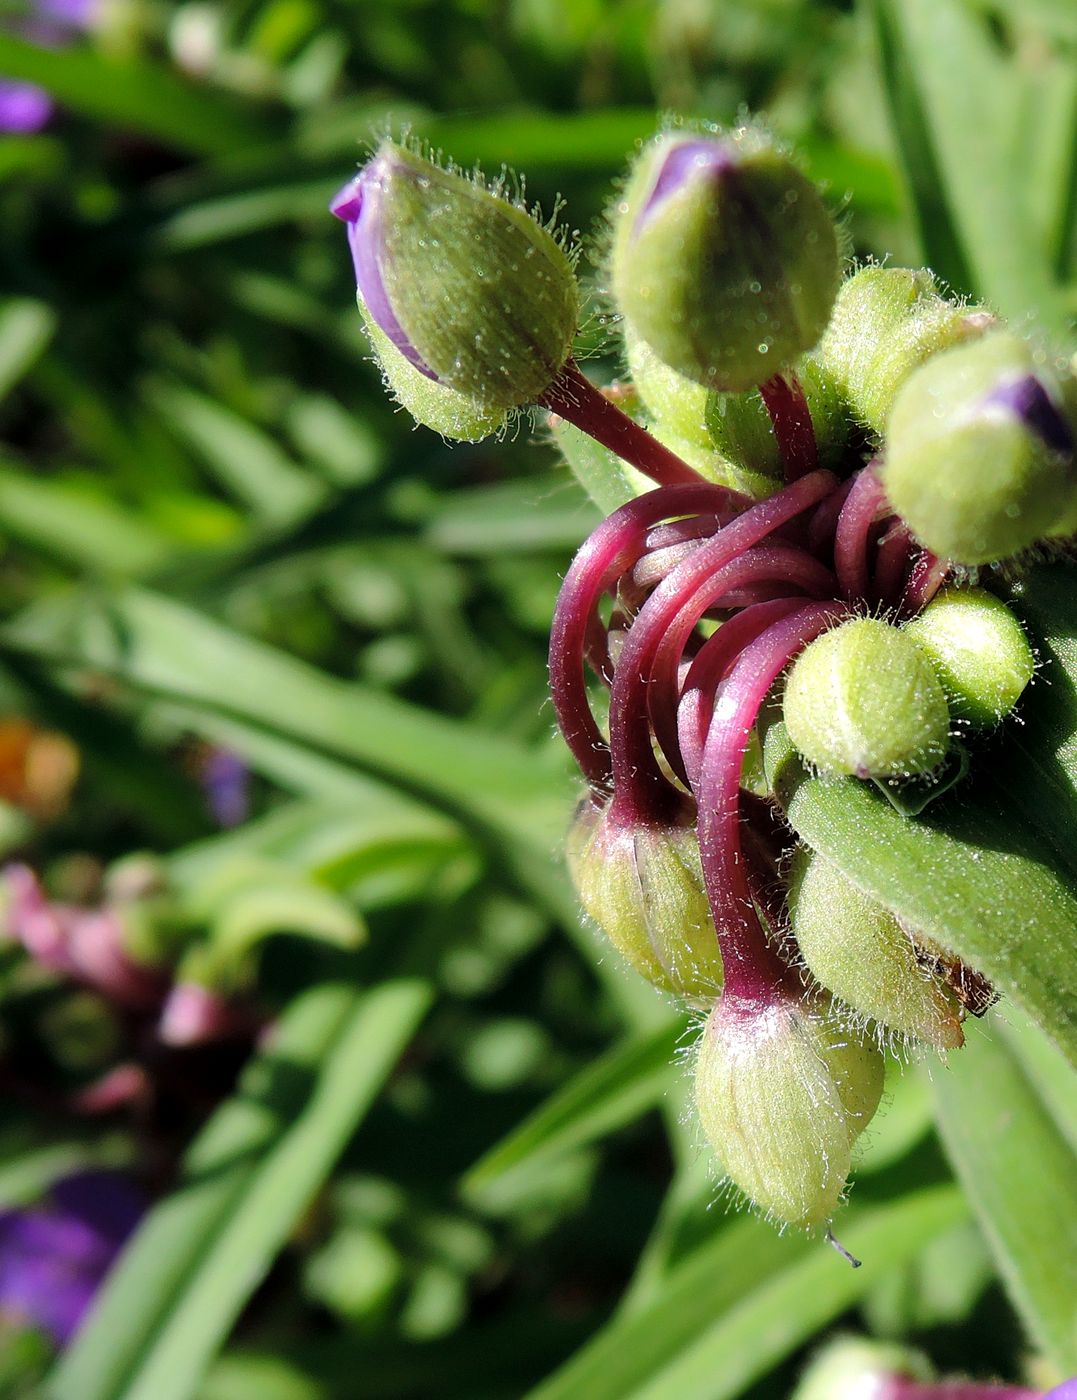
[0,0,1074,1396]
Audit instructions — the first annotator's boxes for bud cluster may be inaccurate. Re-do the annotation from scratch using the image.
[330,123,1072,1239]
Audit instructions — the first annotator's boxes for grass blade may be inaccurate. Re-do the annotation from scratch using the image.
[48,979,432,1400]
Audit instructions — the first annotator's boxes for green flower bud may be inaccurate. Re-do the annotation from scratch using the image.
[358,294,508,442]
[566,798,724,999]
[882,331,1077,565]
[331,142,579,421]
[904,586,1035,728]
[792,1337,933,1400]
[611,129,840,392]
[783,618,951,779]
[788,848,964,1049]
[814,264,991,434]
[694,993,884,1228]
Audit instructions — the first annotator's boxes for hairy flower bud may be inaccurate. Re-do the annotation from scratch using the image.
[815,264,991,434]
[566,797,724,999]
[331,141,579,426]
[882,331,1077,564]
[611,129,840,392]
[789,848,964,1049]
[783,618,951,779]
[694,992,883,1228]
[903,587,1035,729]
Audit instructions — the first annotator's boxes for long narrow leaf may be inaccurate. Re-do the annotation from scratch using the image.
[48,979,432,1400]
[929,1024,1077,1373]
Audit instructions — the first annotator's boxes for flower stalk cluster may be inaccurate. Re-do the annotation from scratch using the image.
[331,126,1077,1235]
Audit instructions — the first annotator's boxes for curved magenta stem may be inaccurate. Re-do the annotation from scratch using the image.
[899,549,949,617]
[549,483,744,788]
[696,601,851,1001]
[883,1382,1040,1400]
[606,471,838,820]
[647,544,836,783]
[540,359,720,489]
[678,597,807,789]
[835,463,887,602]
[874,518,916,608]
[759,372,819,481]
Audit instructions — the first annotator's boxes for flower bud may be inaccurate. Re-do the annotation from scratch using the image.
[903,587,1035,729]
[783,618,951,779]
[792,1337,933,1400]
[788,848,963,1049]
[814,264,991,434]
[882,331,1077,565]
[331,141,579,423]
[566,797,724,999]
[611,129,840,392]
[694,992,884,1228]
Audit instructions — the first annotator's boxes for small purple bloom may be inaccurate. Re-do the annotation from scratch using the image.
[201,747,251,828]
[0,80,53,133]
[330,154,438,381]
[1044,1382,1077,1400]
[0,1171,143,1347]
[635,139,734,237]
[0,0,100,134]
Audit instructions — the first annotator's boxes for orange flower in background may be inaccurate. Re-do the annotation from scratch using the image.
[0,718,79,820]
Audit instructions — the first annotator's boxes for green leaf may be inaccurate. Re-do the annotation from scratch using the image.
[0,299,55,401]
[929,1021,1077,1372]
[529,1185,966,1400]
[463,1021,683,1205]
[874,0,1068,331]
[0,466,174,576]
[764,723,1077,1067]
[149,383,324,526]
[47,979,432,1400]
[0,35,271,156]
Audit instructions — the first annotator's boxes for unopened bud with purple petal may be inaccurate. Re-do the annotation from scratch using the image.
[611,128,840,393]
[883,331,1077,564]
[331,142,579,437]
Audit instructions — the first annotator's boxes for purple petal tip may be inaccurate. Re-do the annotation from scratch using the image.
[983,375,1074,456]
[329,175,363,223]
[636,138,735,236]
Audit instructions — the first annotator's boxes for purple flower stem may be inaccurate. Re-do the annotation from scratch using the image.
[550,484,745,788]
[874,518,916,608]
[899,549,949,618]
[696,602,851,1002]
[883,1382,1040,1400]
[646,544,836,784]
[606,471,837,824]
[540,359,723,489]
[758,373,819,481]
[808,474,855,555]
[678,597,810,789]
[834,464,887,603]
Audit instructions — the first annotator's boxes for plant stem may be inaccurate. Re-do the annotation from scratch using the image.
[606,472,837,821]
[884,1381,1040,1400]
[759,373,818,480]
[834,463,886,603]
[541,359,716,489]
[695,602,849,1001]
[549,483,742,789]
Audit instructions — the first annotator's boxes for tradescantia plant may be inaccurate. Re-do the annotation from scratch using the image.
[330,127,1077,1245]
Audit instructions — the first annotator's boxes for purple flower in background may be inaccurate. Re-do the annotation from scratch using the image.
[0,0,101,135]
[200,747,251,828]
[1044,1383,1077,1400]
[0,1171,143,1346]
